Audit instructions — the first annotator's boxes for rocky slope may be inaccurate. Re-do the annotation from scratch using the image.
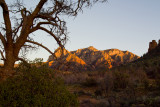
[47,46,139,71]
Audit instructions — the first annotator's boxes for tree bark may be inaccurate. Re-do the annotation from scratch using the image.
[3,52,16,71]
[0,42,17,79]
[0,57,16,81]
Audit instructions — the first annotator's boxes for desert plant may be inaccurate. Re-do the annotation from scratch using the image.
[113,71,129,90]
[0,66,78,107]
[30,58,44,66]
[95,101,109,107]
[82,77,98,87]
[96,72,113,96]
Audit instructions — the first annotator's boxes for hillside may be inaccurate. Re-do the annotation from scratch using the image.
[116,39,160,78]
[144,40,160,58]
[133,39,160,62]
[47,46,139,71]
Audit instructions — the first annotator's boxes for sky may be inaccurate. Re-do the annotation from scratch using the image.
[0,0,160,62]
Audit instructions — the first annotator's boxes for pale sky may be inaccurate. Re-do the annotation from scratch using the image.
[0,0,160,62]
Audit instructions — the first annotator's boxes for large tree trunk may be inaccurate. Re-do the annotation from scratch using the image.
[3,55,16,72]
[0,45,17,80]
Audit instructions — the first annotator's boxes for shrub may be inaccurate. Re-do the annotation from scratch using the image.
[82,77,98,87]
[81,100,94,107]
[0,66,78,107]
[95,101,109,107]
[94,89,103,96]
[59,72,88,85]
[96,72,113,96]
[113,71,129,90]
[145,97,160,107]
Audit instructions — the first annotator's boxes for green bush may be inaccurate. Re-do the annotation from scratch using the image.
[0,66,78,107]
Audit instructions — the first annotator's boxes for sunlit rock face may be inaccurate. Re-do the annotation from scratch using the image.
[47,46,139,71]
[47,47,70,62]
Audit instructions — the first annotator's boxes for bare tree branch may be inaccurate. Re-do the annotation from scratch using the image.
[26,40,55,57]
[26,40,66,62]
[30,21,58,33]
[14,0,48,53]
[0,32,6,48]
[17,57,28,64]
[0,49,5,60]
[39,27,63,47]
[31,0,47,17]
[0,0,12,43]
[30,24,64,48]
[22,44,36,49]
[13,19,23,39]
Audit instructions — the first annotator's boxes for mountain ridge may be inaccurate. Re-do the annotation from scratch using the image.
[47,46,139,71]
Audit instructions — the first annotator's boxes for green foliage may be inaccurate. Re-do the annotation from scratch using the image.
[0,66,78,107]
[16,58,48,72]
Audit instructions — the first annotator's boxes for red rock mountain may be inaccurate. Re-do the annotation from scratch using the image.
[47,46,139,71]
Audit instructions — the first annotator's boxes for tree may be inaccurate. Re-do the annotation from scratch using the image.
[0,0,106,75]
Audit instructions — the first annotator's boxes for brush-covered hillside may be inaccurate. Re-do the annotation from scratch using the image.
[125,39,160,78]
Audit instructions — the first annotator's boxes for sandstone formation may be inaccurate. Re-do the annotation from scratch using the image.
[146,39,160,56]
[47,46,139,71]
[148,40,158,52]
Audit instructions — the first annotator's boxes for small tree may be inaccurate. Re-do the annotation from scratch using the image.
[0,0,106,74]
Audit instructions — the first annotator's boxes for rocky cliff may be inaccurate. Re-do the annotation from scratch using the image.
[146,39,160,56]
[148,40,158,52]
[47,46,139,71]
